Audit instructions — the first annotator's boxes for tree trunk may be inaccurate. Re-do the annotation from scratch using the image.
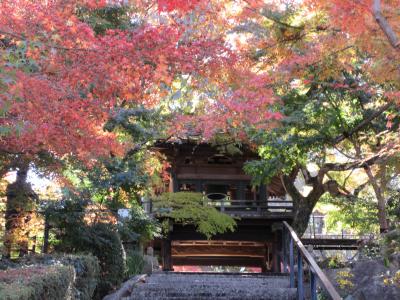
[3,161,37,258]
[283,170,324,236]
[352,140,388,233]
[364,166,389,232]
[283,167,327,236]
[291,195,320,235]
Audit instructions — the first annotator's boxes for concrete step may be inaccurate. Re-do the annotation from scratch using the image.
[141,280,290,289]
[130,288,297,300]
[129,272,296,300]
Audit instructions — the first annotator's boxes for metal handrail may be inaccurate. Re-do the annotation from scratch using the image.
[283,221,341,300]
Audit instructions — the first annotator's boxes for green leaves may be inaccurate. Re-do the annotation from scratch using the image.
[153,192,236,239]
[77,5,134,35]
[104,106,162,143]
[244,72,390,185]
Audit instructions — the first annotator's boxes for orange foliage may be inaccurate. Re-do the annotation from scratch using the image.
[2,0,399,169]
[0,0,235,166]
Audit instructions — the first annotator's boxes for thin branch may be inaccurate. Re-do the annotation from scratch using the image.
[332,145,357,160]
[373,0,400,49]
[323,153,385,172]
[332,101,392,145]
[241,0,303,30]
[343,167,356,187]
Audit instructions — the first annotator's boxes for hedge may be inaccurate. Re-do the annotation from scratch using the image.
[61,254,100,300]
[0,254,100,300]
[0,265,74,300]
[85,223,126,299]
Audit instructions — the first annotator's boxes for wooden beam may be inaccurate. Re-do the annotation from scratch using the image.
[172,240,265,247]
[172,256,264,267]
[172,246,266,257]
[177,173,252,180]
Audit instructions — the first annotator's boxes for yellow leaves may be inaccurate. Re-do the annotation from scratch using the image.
[336,270,354,290]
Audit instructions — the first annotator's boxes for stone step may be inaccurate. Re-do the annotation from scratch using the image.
[147,273,290,281]
[147,277,288,280]
[141,280,290,289]
[130,288,297,300]
[148,274,289,279]
[150,272,287,278]
[129,273,296,300]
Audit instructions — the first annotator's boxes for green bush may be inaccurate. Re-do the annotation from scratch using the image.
[0,265,74,300]
[59,254,100,300]
[85,223,126,299]
[3,254,100,300]
[46,200,126,299]
[154,192,237,239]
[118,205,160,245]
[381,228,400,258]
[125,250,145,277]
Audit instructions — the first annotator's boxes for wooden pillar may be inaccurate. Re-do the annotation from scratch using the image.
[162,238,173,271]
[162,222,173,271]
[261,243,268,273]
[42,214,50,254]
[168,172,174,193]
[259,184,267,201]
[31,235,37,254]
[172,173,179,193]
[238,181,245,200]
[271,232,279,272]
[195,180,202,192]
[282,229,288,273]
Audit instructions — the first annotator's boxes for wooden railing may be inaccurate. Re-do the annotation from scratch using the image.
[302,233,374,240]
[142,196,293,218]
[283,221,342,300]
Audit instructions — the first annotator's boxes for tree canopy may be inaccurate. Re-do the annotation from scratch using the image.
[0,0,399,235]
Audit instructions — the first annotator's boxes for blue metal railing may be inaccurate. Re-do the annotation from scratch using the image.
[283,221,342,300]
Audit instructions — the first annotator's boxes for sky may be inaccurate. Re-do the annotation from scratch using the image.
[4,169,61,197]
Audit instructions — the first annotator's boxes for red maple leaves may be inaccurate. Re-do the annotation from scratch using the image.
[158,0,201,12]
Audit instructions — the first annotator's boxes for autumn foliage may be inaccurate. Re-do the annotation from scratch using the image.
[1,0,399,166]
[0,0,235,165]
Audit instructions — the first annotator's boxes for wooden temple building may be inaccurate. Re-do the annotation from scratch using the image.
[145,140,294,273]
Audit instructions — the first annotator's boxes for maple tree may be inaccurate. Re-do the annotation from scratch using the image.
[0,0,240,255]
[0,0,235,167]
[0,0,399,240]
[223,0,400,233]
[150,0,400,234]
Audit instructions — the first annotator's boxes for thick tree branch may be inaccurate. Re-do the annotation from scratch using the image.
[373,0,400,49]
[282,168,304,201]
[323,153,385,172]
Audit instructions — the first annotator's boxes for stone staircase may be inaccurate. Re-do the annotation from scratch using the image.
[129,272,297,300]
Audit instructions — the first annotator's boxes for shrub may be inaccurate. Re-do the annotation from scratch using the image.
[118,205,160,245]
[77,223,125,299]
[336,270,354,292]
[125,250,145,277]
[4,254,100,300]
[58,254,100,300]
[153,192,236,239]
[327,255,345,269]
[0,265,74,300]
[47,199,126,299]
[381,228,400,258]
